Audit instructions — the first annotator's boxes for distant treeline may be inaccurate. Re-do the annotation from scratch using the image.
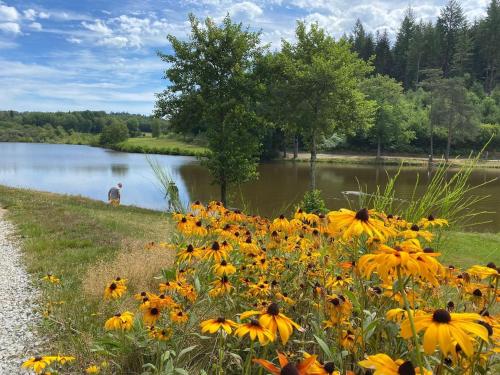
[0,111,167,144]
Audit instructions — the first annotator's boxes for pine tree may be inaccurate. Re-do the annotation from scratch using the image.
[393,7,415,88]
[374,30,393,76]
[436,0,467,77]
[477,0,500,93]
[351,19,375,61]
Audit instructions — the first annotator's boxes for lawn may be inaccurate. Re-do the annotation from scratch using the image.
[113,135,209,156]
[0,185,498,372]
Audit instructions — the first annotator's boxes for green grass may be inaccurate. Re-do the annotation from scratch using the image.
[438,231,500,268]
[113,135,209,156]
[0,186,173,369]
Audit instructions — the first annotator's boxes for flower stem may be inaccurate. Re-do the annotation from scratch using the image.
[245,340,255,375]
[397,267,425,374]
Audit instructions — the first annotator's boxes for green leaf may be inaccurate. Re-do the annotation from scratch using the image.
[314,335,333,359]
[177,345,198,360]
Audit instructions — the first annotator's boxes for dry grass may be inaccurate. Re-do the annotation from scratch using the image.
[83,239,174,303]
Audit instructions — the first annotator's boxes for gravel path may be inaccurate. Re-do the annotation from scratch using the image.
[0,208,41,374]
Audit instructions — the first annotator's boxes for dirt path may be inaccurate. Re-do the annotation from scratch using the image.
[0,208,40,374]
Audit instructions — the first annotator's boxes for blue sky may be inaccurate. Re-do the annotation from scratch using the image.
[0,0,490,114]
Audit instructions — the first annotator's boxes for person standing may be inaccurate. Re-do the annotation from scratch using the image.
[108,183,122,206]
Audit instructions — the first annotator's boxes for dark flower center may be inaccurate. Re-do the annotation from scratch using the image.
[432,309,451,323]
[220,260,227,266]
[150,308,159,316]
[114,313,121,317]
[140,291,146,296]
[387,214,394,219]
[250,319,260,326]
[216,317,226,323]
[446,301,455,311]
[355,208,369,222]
[486,262,497,269]
[109,283,117,290]
[267,302,280,316]
[323,362,335,373]
[196,220,202,227]
[34,356,43,361]
[336,275,343,281]
[194,200,200,205]
[280,363,300,375]
[211,242,220,250]
[410,224,420,231]
[427,215,435,221]
[330,297,340,306]
[372,286,382,294]
[473,288,482,297]
[221,275,229,283]
[398,360,416,375]
[181,218,187,223]
[423,247,434,253]
[279,214,285,219]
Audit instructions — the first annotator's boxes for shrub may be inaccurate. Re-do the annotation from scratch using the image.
[297,189,328,214]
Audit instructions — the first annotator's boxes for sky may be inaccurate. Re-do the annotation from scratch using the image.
[0,0,491,115]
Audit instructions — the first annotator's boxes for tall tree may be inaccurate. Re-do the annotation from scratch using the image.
[451,26,473,76]
[477,0,500,93]
[282,22,374,189]
[155,15,266,205]
[436,0,467,77]
[430,77,479,161]
[393,7,415,87]
[351,19,375,61]
[374,30,393,76]
[360,75,413,158]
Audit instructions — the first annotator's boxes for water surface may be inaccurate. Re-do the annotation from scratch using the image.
[1,142,499,232]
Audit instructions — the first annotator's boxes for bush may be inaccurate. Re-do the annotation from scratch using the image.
[297,189,328,214]
[99,122,129,145]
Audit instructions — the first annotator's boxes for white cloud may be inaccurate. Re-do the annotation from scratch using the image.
[23,9,36,21]
[28,22,42,31]
[0,4,19,22]
[66,36,82,44]
[82,19,112,35]
[99,36,129,47]
[38,11,50,19]
[0,21,20,34]
[229,1,263,19]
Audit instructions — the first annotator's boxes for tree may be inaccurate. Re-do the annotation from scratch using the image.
[393,7,415,87]
[351,19,375,61]
[477,0,500,93]
[281,22,374,189]
[374,30,393,76]
[99,120,129,145]
[430,77,479,161]
[360,75,413,158]
[151,118,161,138]
[155,15,266,205]
[436,0,466,77]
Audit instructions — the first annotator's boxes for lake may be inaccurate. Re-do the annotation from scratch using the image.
[1,142,499,232]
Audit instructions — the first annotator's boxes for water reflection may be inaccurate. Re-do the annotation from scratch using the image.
[0,142,499,232]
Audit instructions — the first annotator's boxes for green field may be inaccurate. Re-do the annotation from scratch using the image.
[112,136,209,156]
[0,185,498,371]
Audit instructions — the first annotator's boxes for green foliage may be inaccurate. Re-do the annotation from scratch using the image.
[297,189,327,214]
[156,14,266,205]
[152,119,162,138]
[99,121,130,145]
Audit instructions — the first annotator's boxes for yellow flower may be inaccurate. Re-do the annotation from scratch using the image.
[303,352,340,375]
[104,311,134,331]
[401,310,489,356]
[418,215,448,229]
[148,326,173,341]
[104,278,127,299]
[240,303,303,344]
[253,352,316,375]
[213,259,237,276]
[170,309,189,324]
[141,306,162,326]
[359,353,431,375]
[327,208,395,241]
[200,317,239,334]
[41,274,60,284]
[21,356,55,374]
[86,365,101,374]
[177,244,202,263]
[234,319,275,345]
[204,241,229,262]
[467,264,499,280]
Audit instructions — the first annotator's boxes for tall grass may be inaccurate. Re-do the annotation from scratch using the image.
[146,156,186,213]
[358,151,496,229]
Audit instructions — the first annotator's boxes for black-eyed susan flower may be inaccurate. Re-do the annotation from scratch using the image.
[205,241,228,262]
[104,311,134,331]
[148,326,173,341]
[253,352,316,374]
[359,354,431,375]
[467,264,499,280]
[400,309,489,356]
[327,208,395,241]
[104,278,127,299]
[209,275,234,297]
[170,309,189,324]
[303,352,340,375]
[234,319,274,345]
[177,244,202,263]
[141,306,162,326]
[418,215,448,229]
[21,356,56,374]
[200,317,239,334]
[240,303,303,344]
[213,259,236,276]
[85,365,101,374]
[41,274,60,284]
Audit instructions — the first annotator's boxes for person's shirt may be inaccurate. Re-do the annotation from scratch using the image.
[108,186,121,200]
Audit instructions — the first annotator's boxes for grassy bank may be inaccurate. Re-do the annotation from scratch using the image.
[0,186,173,371]
[284,152,500,168]
[111,136,209,157]
[0,186,498,371]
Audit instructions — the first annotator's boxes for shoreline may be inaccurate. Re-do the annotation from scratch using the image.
[2,140,500,169]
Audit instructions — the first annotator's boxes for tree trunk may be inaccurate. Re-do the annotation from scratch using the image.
[310,132,317,191]
[376,136,381,160]
[293,135,299,159]
[429,104,434,164]
[282,143,287,158]
[415,54,421,88]
[220,180,227,207]
[446,125,452,163]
